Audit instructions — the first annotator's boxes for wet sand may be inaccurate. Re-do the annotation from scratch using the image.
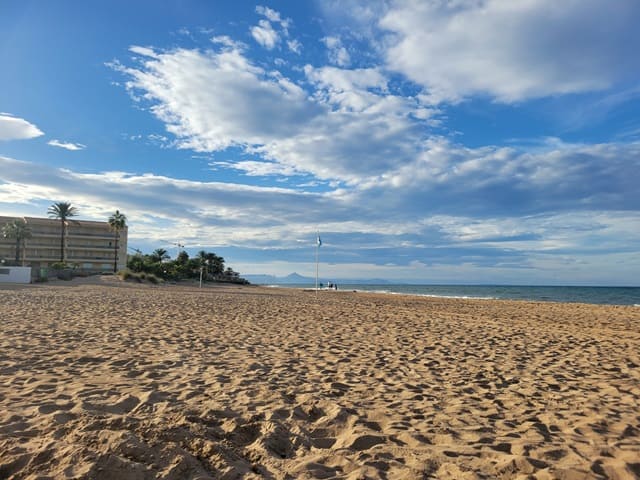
[1,279,639,479]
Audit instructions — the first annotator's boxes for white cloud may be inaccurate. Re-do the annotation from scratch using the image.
[359,137,640,214]
[116,45,319,152]
[210,159,303,177]
[210,35,245,50]
[306,65,387,93]
[305,65,389,111]
[116,45,432,183]
[47,139,86,151]
[251,19,279,49]
[322,36,350,67]
[251,6,295,50]
[0,155,375,256]
[0,181,58,205]
[114,43,640,211]
[0,155,335,229]
[0,114,44,141]
[287,39,302,54]
[129,46,159,58]
[253,108,423,182]
[380,0,640,103]
[255,5,289,30]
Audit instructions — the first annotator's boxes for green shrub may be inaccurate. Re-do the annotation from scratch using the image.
[118,269,161,284]
[50,262,69,270]
[120,270,133,280]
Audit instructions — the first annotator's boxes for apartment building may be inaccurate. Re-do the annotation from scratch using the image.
[0,215,127,273]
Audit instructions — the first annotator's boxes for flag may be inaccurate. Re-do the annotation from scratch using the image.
[317,235,322,247]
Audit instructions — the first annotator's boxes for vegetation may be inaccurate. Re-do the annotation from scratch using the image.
[47,201,78,262]
[50,262,71,270]
[150,248,169,263]
[126,248,248,284]
[108,210,127,273]
[2,219,32,265]
[119,269,161,284]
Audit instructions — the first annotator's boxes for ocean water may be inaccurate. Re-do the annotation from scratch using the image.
[270,284,640,306]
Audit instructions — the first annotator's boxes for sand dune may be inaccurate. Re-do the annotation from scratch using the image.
[0,280,639,479]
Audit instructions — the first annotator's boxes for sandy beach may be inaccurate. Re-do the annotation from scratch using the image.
[1,279,639,479]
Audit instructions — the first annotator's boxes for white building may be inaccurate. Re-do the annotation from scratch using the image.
[0,215,127,274]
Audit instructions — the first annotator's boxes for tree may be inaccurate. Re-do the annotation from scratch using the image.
[108,210,127,273]
[225,267,239,278]
[196,250,208,264]
[127,254,145,273]
[150,248,169,263]
[203,252,225,276]
[176,250,189,265]
[47,202,78,263]
[123,246,246,284]
[2,220,32,265]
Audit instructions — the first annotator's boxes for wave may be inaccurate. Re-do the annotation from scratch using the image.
[264,283,640,305]
[346,287,497,301]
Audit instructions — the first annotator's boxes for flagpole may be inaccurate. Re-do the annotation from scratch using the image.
[315,231,319,296]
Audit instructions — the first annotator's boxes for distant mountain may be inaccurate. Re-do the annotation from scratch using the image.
[244,272,393,285]
[243,272,313,284]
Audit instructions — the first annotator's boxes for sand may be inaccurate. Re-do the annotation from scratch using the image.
[0,279,639,480]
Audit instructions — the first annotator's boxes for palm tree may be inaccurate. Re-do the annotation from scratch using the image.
[47,202,78,263]
[196,250,208,265]
[2,219,32,265]
[150,248,169,263]
[108,210,127,273]
[206,252,225,276]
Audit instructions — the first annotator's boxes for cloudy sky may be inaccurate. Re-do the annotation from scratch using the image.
[1,0,639,285]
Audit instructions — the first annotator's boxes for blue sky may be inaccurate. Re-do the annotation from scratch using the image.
[1,0,639,285]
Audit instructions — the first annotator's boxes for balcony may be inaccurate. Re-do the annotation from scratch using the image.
[69,232,114,239]
[24,242,112,250]
[24,254,115,262]
[67,244,114,251]
[19,231,115,240]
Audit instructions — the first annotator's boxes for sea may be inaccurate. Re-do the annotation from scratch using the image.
[267,284,640,306]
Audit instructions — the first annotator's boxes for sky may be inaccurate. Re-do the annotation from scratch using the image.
[1,0,639,285]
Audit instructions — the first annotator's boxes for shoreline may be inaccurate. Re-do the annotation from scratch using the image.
[3,275,638,306]
[1,280,639,479]
[265,282,640,307]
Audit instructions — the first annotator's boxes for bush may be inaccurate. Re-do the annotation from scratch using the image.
[118,269,161,285]
[50,262,69,270]
[121,270,140,282]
